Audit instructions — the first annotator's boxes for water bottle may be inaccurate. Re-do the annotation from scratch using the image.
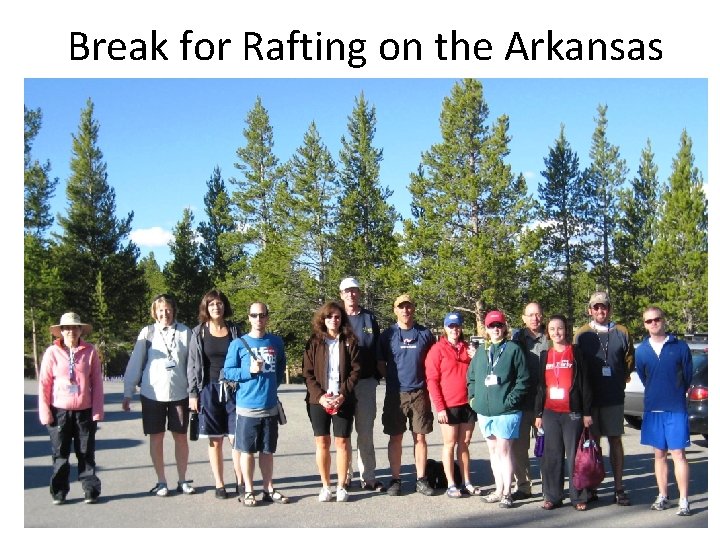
[189,411,199,441]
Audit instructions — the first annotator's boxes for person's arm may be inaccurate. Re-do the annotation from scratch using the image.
[575,345,593,416]
[89,345,104,422]
[275,338,287,390]
[681,344,694,391]
[424,343,445,415]
[303,338,325,404]
[377,331,389,379]
[505,344,530,410]
[122,326,148,410]
[38,347,55,426]
[223,338,250,382]
[187,327,202,400]
[623,327,636,382]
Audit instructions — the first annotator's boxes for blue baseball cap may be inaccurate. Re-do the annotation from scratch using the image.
[443,312,464,327]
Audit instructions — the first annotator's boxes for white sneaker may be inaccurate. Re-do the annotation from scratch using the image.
[336,487,349,502]
[318,487,332,502]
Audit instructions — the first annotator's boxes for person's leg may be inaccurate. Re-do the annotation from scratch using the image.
[457,422,474,485]
[75,409,101,499]
[485,436,501,496]
[149,433,167,483]
[669,449,689,500]
[335,436,350,488]
[258,452,273,492]
[413,432,428,478]
[540,410,563,505]
[654,447,669,496]
[495,437,514,496]
[315,435,332,487]
[232,448,243,491]
[388,433,403,479]
[48,409,72,499]
[440,423,459,486]
[171,431,190,482]
[241,451,256,494]
[511,410,533,495]
[608,435,625,491]
[562,413,584,505]
[354,378,378,485]
[208,437,225,488]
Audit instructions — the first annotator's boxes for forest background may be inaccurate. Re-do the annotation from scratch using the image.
[23,78,708,379]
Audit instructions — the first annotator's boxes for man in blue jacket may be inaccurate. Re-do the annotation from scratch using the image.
[223,302,289,506]
[635,306,693,517]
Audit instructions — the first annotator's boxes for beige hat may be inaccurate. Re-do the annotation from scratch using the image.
[393,294,415,308]
[588,291,610,308]
[50,312,92,338]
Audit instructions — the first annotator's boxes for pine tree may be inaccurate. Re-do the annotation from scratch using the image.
[613,140,660,336]
[197,166,235,285]
[54,98,147,341]
[164,208,210,325]
[640,131,707,333]
[138,252,168,303]
[584,104,628,296]
[332,92,402,317]
[404,79,533,332]
[24,106,58,237]
[537,125,594,328]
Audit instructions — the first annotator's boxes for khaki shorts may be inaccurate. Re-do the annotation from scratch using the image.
[382,388,434,436]
[590,403,625,438]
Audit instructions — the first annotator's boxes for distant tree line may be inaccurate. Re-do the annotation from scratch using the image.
[24,79,708,379]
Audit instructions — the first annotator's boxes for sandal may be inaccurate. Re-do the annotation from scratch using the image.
[241,492,256,507]
[481,492,502,503]
[542,500,562,510]
[261,489,289,504]
[463,483,482,496]
[574,502,588,511]
[446,486,462,498]
[614,490,631,506]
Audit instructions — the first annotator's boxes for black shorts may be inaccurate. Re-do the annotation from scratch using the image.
[141,395,189,435]
[445,403,477,425]
[307,402,354,438]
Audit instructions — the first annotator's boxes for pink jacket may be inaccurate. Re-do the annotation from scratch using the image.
[38,339,104,425]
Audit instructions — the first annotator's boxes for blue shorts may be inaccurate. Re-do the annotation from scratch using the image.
[199,382,236,438]
[477,411,522,440]
[234,415,279,454]
[640,411,690,450]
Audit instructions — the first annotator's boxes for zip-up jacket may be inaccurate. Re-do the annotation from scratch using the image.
[534,344,592,417]
[187,321,241,399]
[303,334,361,405]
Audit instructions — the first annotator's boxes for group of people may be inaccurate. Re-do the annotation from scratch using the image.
[37,285,694,517]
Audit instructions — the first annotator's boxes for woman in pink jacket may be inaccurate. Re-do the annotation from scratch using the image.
[39,312,104,505]
[425,312,478,498]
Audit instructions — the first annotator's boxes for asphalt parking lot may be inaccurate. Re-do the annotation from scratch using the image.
[23,380,708,529]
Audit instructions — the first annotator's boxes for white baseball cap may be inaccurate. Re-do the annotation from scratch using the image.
[339,277,360,291]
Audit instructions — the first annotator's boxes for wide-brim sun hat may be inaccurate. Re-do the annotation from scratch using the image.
[49,312,93,338]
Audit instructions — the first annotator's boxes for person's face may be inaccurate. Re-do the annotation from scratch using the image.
[588,303,610,325]
[248,303,268,332]
[394,302,415,326]
[60,325,82,345]
[643,309,665,337]
[547,319,567,346]
[486,321,506,343]
[340,287,360,309]
[207,298,225,321]
[445,324,461,341]
[325,308,342,335]
[155,301,174,326]
[522,303,543,333]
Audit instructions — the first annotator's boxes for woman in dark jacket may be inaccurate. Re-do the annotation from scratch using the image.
[303,301,361,503]
[534,314,593,511]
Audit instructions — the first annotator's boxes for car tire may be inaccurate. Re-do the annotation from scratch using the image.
[624,415,642,430]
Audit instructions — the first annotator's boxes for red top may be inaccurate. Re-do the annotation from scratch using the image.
[543,347,574,413]
[425,337,472,412]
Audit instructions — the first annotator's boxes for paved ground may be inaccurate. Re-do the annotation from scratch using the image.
[24,379,709,529]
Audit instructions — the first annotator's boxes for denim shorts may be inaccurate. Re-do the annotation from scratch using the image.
[477,411,522,439]
[234,414,278,454]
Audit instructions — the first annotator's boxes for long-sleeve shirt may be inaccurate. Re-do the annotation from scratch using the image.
[39,339,104,425]
[123,322,191,402]
[635,334,693,413]
[425,337,472,412]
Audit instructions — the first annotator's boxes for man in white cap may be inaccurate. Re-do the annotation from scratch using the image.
[339,277,385,492]
[575,291,635,507]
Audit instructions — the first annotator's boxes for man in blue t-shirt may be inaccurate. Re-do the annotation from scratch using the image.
[379,294,436,496]
[223,302,289,506]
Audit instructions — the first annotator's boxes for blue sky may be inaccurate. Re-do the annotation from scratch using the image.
[24,78,708,267]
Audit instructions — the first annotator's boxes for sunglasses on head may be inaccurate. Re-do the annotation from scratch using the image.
[644,317,663,324]
[249,312,268,319]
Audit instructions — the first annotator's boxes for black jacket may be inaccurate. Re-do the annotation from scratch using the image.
[534,344,592,417]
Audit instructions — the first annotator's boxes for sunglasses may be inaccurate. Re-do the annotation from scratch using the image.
[60,325,81,331]
[591,304,608,311]
[644,317,663,324]
[325,315,341,320]
[488,323,505,329]
[249,313,268,319]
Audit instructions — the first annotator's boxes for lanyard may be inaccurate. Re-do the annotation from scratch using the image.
[487,341,506,372]
[550,347,571,386]
[159,324,177,358]
[68,346,77,382]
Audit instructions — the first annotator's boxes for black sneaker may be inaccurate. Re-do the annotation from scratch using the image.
[511,490,533,500]
[499,494,514,508]
[387,478,402,496]
[215,487,228,499]
[84,491,99,504]
[416,477,435,496]
[52,492,66,505]
[361,480,386,492]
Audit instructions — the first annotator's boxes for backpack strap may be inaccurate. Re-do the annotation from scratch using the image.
[142,324,155,374]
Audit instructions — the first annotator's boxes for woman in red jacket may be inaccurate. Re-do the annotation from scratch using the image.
[425,312,478,498]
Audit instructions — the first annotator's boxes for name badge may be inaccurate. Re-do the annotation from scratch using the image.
[165,358,177,370]
[485,374,499,386]
[602,366,612,377]
[67,384,79,394]
[549,386,565,400]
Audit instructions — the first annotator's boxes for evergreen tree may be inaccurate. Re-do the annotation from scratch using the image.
[24,106,58,237]
[537,125,594,328]
[332,92,402,317]
[640,131,707,333]
[404,79,533,332]
[613,140,660,336]
[197,166,235,285]
[54,98,147,341]
[164,208,210,325]
[138,252,168,304]
[584,104,628,296]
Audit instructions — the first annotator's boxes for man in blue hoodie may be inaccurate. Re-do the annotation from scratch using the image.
[635,306,693,517]
[223,302,288,506]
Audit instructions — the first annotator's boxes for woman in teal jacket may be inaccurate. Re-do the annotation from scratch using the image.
[467,310,530,509]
